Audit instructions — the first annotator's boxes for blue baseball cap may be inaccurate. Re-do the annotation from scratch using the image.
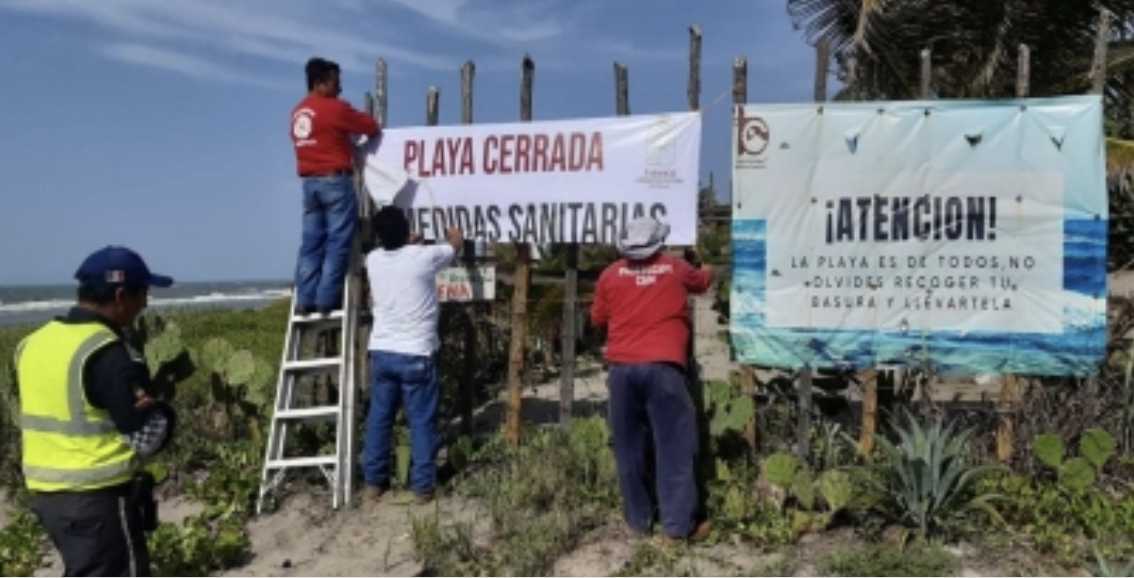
[74,246,174,288]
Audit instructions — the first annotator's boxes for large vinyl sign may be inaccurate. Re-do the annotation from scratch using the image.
[364,112,701,245]
[730,96,1107,376]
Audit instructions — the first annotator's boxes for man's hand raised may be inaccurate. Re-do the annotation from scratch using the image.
[446,227,463,253]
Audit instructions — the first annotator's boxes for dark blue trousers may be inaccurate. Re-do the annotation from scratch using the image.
[608,362,699,538]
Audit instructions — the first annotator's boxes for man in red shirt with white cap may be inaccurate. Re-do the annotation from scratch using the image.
[290,57,379,315]
[591,216,714,542]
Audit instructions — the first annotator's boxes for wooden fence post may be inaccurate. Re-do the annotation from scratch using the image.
[732,56,759,456]
[615,62,630,114]
[858,369,879,455]
[997,375,1022,463]
[994,44,1032,464]
[375,58,388,127]
[1016,44,1031,99]
[795,40,829,461]
[687,26,701,388]
[920,48,932,99]
[1091,8,1112,95]
[814,40,829,103]
[460,60,477,435]
[688,26,702,111]
[506,55,535,446]
[425,86,439,126]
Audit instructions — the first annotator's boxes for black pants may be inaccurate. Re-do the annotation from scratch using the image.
[30,484,150,577]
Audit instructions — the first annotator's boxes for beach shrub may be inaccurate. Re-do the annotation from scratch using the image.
[983,472,1134,566]
[0,510,45,577]
[1031,430,1116,492]
[412,417,619,576]
[818,542,959,577]
[868,411,1003,538]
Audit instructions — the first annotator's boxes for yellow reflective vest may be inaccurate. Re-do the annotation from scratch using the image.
[16,320,137,492]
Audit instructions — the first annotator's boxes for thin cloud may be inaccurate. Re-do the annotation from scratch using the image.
[0,0,458,72]
[100,42,289,89]
[385,0,565,44]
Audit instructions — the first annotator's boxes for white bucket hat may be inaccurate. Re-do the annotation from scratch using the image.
[616,216,670,260]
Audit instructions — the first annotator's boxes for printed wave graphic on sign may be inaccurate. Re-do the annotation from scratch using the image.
[730,219,1106,375]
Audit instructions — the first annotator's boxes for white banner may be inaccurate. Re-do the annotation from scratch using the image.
[731,97,1107,375]
[363,112,702,245]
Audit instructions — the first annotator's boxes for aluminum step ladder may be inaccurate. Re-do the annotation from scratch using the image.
[256,267,361,514]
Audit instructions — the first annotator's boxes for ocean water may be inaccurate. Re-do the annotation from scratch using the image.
[730,218,1108,376]
[0,280,291,327]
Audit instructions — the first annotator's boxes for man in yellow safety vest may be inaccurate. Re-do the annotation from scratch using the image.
[16,246,177,576]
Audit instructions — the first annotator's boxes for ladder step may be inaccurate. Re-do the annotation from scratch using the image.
[266,456,338,469]
[293,310,345,323]
[283,358,341,372]
[275,406,341,420]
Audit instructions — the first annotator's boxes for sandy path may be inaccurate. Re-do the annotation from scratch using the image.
[224,492,488,577]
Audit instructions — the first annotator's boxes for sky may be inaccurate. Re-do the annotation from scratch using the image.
[0,0,822,284]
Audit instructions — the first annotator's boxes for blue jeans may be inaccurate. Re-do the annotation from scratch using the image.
[362,350,440,494]
[608,362,699,538]
[295,175,357,310]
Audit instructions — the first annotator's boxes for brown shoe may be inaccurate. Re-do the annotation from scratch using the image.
[414,490,435,505]
[362,485,387,507]
[658,520,712,546]
[689,520,712,542]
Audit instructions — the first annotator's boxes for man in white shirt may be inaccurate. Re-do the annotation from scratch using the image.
[361,206,461,504]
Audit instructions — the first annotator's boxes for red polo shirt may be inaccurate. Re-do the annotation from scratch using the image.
[590,253,713,368]
[291,94,379,176]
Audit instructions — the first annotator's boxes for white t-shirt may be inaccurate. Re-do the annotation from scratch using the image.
[366,244,455,356]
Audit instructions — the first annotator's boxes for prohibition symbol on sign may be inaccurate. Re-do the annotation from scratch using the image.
[737,114,770,157]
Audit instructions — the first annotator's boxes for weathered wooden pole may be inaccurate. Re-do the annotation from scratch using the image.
[1016,44,1031,99]
[997,375,1022,463]
[1091,8,1112,95]
[688,25,702,111]
[375,58,388,127]
[459,61,477,435]
[732,55,760,456]
[814,39,829,102]
[461,61,475,124]
[858,370,879,455]
[506,55,535,446]
[425,86,439,126]
[994,45,1032,464]
[686,27,702,428]
[551,47,576,426]
[920,48,932,99]
[615,62,630,114]
[796,41,830,460]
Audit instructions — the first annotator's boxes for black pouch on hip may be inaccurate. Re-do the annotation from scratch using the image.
[130,472,159,532]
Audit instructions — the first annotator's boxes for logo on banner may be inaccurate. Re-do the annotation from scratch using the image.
[637,116,684,189]
[736,110,769,169]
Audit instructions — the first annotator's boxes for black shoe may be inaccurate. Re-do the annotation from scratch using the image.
[296,305,315,316]
[317,307,336,316]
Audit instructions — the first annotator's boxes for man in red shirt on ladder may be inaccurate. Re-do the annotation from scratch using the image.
[591,216,714,543]
[290,57,379,315]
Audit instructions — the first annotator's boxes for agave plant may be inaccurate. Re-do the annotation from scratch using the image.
[870,411,1003,537]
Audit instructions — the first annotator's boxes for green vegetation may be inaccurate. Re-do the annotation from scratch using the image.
[818,542,959,577]
[411,416,619,576]
[868,412,1003,538]
[2,298,1132,575]
[0,510,46,576]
